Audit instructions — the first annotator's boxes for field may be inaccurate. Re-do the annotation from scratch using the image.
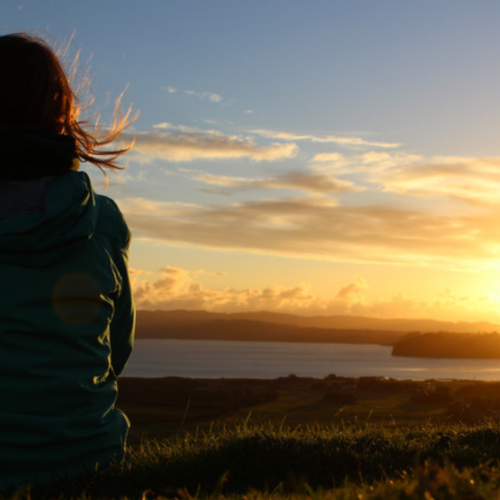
[117,375,500,442]
[7,375,500,499]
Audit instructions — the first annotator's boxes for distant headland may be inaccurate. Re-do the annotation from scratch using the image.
[391,332,500,359]
[135,310,500,358]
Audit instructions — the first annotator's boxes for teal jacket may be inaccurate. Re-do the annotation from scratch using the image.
[0,171,135,488]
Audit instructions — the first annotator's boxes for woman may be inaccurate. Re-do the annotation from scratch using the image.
[0,33,136,488]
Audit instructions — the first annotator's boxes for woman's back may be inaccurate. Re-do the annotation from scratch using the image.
[0,170,135,487]
[0,34,135,488]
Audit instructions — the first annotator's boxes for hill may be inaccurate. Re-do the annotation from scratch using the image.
[38,376,500,499]
[135,310,500,345]
[136,317,404,345]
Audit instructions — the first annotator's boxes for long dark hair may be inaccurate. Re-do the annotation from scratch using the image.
[0,33,135,175]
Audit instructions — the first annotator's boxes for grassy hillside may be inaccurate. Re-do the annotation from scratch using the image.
[7,376,500,499]
[117,376,500,442]
[18,421,500,500]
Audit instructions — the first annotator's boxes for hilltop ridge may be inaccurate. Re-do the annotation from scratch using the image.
[135,310,499,345]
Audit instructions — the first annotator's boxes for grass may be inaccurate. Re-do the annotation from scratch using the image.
[6,375,500,499]
[6,419,500,499]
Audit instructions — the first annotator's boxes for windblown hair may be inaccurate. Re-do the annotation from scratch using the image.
[0,33,135,175]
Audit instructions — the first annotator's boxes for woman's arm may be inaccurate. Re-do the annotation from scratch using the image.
[110,243,136,376]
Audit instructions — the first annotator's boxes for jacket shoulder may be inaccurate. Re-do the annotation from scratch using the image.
[95,195,131,251]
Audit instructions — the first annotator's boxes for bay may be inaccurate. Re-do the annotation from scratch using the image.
[120,339,500,381]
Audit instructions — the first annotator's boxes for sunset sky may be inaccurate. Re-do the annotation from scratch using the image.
[4,1,500,322]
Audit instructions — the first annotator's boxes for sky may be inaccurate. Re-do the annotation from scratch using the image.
[4,1,500,322]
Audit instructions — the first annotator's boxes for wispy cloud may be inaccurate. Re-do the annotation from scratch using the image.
[375,157,500,205]
[310,151,422,174]
[118,120,500,271]
[186,170,363,195]
[153,122,214,134]
[252,129,401,149]
[123,125,298,162]
[162,86,223,102]
[309,152,500,206]
[118,195,500,269]
[195,91,223,102]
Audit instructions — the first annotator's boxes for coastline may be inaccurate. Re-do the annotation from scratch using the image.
[122,339,500,381]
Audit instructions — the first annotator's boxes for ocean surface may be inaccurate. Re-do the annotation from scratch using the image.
[120,339,500,381]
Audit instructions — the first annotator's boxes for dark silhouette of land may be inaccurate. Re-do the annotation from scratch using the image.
[135,310,500,358]
[136,310,499,347]
[392,332,500,358]
[117,375,500,443]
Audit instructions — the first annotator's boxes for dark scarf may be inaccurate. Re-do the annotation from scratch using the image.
[0,126,77,181]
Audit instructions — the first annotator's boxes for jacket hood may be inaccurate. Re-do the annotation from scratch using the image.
[0,126,77,180]
[0,171,99,267]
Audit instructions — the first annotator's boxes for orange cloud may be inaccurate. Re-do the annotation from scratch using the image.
[131,268,500,322]
[119,195,500,269]
[132,266,318,312]
[131,268,375,315]
[335,277,368,303]
[375,157,500,205]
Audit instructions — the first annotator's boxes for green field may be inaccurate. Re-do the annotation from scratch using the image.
[6,375,500,499]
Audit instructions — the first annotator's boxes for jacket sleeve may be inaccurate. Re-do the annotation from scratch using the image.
[103,198,136,377]
[110,235,135,376]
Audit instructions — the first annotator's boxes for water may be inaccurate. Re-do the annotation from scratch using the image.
[120,339,500,381]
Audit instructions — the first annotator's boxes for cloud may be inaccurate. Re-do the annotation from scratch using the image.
[197,91,223,103]
[129,268,143,275]
[252,129,401,148]
[376,157,500,205]
[132,266,355,314]
[359,289,500,323]
[181,90,222,102]
[192,269,228,277]
[186,170,364,195]
[312,152,346,163]
[308,152,500,206]
[163,86,224,102]
[153,122,213,133]
[335,277,368,302]
[119,194,500,269]
[117,197,201,217]
[310,151,423,174]
[123,126,298,163]
[133,266,317,312]
[116,121,500,272]
[132,268,500,322]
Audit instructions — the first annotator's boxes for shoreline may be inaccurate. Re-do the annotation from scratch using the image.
[119,374,478,383]
[124,340,500,381]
